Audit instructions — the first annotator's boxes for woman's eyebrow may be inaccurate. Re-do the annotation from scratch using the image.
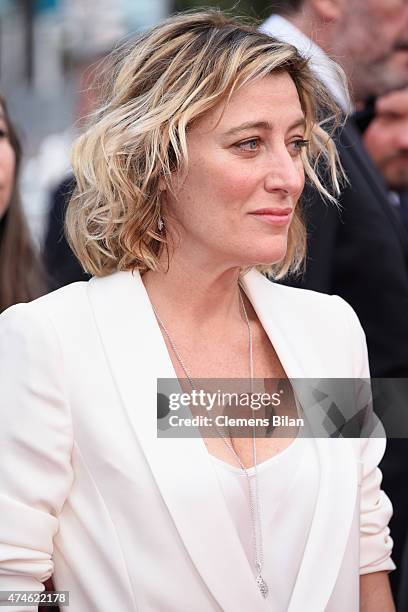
[289,117,307,131]
[224,120,271,136]
[223,116,306,136]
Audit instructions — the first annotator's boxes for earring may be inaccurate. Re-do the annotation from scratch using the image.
[158,215,164,231]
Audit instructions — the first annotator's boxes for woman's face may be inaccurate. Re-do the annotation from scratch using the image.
[164,71,306,270]
[0,104,16,220]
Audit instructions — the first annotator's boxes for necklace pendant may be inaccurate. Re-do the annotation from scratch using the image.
[256,573,269,599]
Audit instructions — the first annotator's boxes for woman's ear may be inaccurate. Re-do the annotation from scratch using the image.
[310,0,344,22]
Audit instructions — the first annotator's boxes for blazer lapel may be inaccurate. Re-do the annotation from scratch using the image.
[241,270,358,611]
[240,270,307,379]
[87,270,272,612]
[286,438,357,612]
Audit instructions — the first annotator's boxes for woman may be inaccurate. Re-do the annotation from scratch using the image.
[0,95,45,312]
[0,11,395,611]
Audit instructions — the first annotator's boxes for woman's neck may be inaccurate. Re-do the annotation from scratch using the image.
[141,256,245,331]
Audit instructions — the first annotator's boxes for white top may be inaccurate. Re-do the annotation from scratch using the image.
[211,434,319,611]
[260,14,351,113]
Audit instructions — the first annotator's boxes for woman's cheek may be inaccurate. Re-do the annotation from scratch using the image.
[217,167,257,200]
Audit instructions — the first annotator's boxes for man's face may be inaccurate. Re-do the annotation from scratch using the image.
[363,89,408,191]
[334,0,408,101]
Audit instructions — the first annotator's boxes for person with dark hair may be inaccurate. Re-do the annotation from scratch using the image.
[362,88,408,238]
[0,95,46,312]
[43,175,89,290]
[261,0,408,601]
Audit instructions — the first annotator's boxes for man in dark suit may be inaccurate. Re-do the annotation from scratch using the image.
[262,0,408,601]
[402,191,408,234]
[262,0,408,376]
[360,87,408,608]
[363,87,408,240]
[43,175,90,291]
[294,122,408,375]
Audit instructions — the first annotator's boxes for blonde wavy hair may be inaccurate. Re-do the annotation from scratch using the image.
[67,9,343,279]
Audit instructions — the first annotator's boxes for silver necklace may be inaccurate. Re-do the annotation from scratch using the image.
[151,287,269,599]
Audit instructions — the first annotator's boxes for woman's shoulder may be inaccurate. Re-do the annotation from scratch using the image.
[276,281,363,329]
[0,270,138,342]
[2,278,88,315]
[248,270,362,326]
[245,270,369,377]
[0,279,92,343]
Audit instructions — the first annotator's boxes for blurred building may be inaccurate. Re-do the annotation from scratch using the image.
[0,0,171,243]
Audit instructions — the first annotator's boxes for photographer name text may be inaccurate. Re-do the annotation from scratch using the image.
[167,414,304,427]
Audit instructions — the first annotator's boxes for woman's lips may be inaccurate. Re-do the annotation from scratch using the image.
[249,207,293,226]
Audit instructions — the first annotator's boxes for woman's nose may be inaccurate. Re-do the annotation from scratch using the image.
[263,149,304,197]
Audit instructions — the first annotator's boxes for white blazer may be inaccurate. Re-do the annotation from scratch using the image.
[0,269,394,612]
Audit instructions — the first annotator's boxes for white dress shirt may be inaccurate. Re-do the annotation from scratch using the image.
[211,433,319,611]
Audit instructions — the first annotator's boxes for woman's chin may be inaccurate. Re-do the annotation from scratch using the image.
[240,244,288,268]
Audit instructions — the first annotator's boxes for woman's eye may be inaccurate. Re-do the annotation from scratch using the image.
[0,128,9,139]
[289,139,309,155]
[236,138,260,152]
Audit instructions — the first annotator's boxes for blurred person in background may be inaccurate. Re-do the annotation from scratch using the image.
[43,175,88,290]
[42,50,107,290]
[261,0,408,600]
[0,94,45,313]
[362,88,408,234]
[261,0,408,376]
[358,87,408,608]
